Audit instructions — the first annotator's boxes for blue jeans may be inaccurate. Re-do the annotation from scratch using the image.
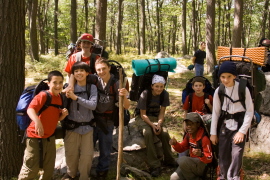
[93,124,114,172]
[195,63,204,76]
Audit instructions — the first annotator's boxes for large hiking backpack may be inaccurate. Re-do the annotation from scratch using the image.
[16,79,63,131]
[66,38,109,60]
[181,76,215,114]
[212,56,266,124]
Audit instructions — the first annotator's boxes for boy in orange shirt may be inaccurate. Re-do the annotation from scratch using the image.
[18,71,68,180]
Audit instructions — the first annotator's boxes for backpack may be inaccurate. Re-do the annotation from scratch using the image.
[181,76,215,105]
[16,79,63,131]
[65,38,109,60]
[185,113,218,180]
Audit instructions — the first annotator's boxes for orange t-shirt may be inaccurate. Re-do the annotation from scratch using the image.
[26,91,62,138]
[183,93,213,113]
[65,52,91,74]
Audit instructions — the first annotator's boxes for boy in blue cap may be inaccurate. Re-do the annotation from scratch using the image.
[210,61,254,180]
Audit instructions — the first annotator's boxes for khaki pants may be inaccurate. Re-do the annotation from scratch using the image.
[64,130,94,180]
[18,137,56,180]
[136,116,175,169]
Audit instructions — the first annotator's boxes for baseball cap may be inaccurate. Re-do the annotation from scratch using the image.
[80,33,94,43]
[184,112,201,123]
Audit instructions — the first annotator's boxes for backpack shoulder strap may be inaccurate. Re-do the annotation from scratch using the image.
[218,84,225,108]
[76,52,82,62]
[39,91,52,115]
[90,53,97,74]
[204,93,211,113]
[188,93,193,113]
[160,90,165,105]
[238,78,247,109]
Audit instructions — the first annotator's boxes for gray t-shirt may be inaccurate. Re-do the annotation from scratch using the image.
[68,83,98,134]
[137,89,170,116]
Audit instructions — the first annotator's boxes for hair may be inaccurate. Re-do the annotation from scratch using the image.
[191,76,205,86]
[199,41,206,46]
[71,61,91,74]
[47,70,64,82]
[95,57,111,67]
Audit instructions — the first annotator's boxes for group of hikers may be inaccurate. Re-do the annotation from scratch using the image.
[17,32,257,180]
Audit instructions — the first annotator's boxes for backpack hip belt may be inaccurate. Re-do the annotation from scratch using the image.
[218,111,245,132]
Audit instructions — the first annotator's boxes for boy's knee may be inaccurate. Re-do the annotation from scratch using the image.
[178,156,189,168]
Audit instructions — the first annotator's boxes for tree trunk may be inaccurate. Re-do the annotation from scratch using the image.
[116,0,124,54]
[156,0,161,52]
[140,0,146,54]
[192,0,198,52]
[84,0,89,33]
[260,0,269,38]
[181,0,187,55]
[71,0,77,43]
[206,0,216,73]
[232,0,243,47]
[54,0,59,55]
[95,0,107,42]
[29,0,39,61]
[37,0,49,55]
[0,0,25,178]
[136,0,140,55]
[171,16,177,55]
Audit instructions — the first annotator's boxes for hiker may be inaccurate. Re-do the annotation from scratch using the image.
[18,71,68,180]
[192,42,206,76]
[64,33,99,91]
[169,112,213,180]
[182,76,213,118]
[92,57,130,179]
[210,61,254,180]
[61,62,98,180]
[136,74,177,177]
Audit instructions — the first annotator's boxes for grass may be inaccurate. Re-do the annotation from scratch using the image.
[23,53,270,180]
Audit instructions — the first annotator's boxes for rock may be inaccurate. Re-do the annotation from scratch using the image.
[259,72,270,115]
[250,115,270,153]
[120,164,152,180]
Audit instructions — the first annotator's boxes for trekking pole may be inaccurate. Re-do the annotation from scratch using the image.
[116,68,124,180]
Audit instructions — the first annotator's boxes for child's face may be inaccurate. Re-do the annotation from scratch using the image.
[151,83,165,96]
[80,41,92,52]
[95,63,111,80]
[73,68,89,82]
[220,73,236,87]
[192,82,205,94]
[48,76,63,96]
[185,120,200,135]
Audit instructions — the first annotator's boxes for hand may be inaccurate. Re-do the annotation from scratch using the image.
[118,88,128,97]
[152,123,161,135]
[210,135,218,145]
[169,137,177,145]
[66,89,77,100]
[34,120,44,137]
[233,132,245,144]
[61,108,69,117]
[205,98,210,105]
[192,148,202,157]
[63,84,74,93]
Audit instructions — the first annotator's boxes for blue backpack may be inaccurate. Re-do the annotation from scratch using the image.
[16,79,63,131]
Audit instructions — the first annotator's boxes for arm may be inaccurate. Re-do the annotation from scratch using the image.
[205,98,213,112]
[198,136,213,164]
[210,88,221,145]
[27,108,44,137]
[170,135,190,153]
[192,56,196,64]
[59,108,69,121]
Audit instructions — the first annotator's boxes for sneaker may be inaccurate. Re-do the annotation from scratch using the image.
[61,173,75,180]
[150,167,161,177]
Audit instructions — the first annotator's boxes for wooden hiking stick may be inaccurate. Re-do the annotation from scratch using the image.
[116,68,124,180]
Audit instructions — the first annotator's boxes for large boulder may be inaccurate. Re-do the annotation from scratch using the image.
[259,72,270,115]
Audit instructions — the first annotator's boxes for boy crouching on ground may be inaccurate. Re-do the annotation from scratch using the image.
[169,112,212,180]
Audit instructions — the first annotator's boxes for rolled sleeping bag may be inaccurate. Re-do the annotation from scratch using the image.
[132,58,177,76]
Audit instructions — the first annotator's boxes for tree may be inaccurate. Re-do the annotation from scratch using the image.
[140,0,146,54]
[95,0,107,42]
[206,0,216,73]
[71,0,77,43]
[260,0,269,38]
[232,0,243,47]
[54,0,59,55]
[28,0,39,61]
[116,0,124,54]
[0,0,25,178]
[181,0,187,55]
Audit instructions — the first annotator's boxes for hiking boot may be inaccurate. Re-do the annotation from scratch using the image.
[95,170,108,180]
[150,167,161,177]
[163,160,178,168]
[61,173,75,180]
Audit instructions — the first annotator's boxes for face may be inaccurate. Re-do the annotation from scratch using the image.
[200,43,206,50]
[185,120,200,135]
[80,41,92,51]
[151,83,165,96]
[48,76,64,96]
[192,82,205,94]
[220,73,236,87]
[95,62,111,80]
[73,69,89,82]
